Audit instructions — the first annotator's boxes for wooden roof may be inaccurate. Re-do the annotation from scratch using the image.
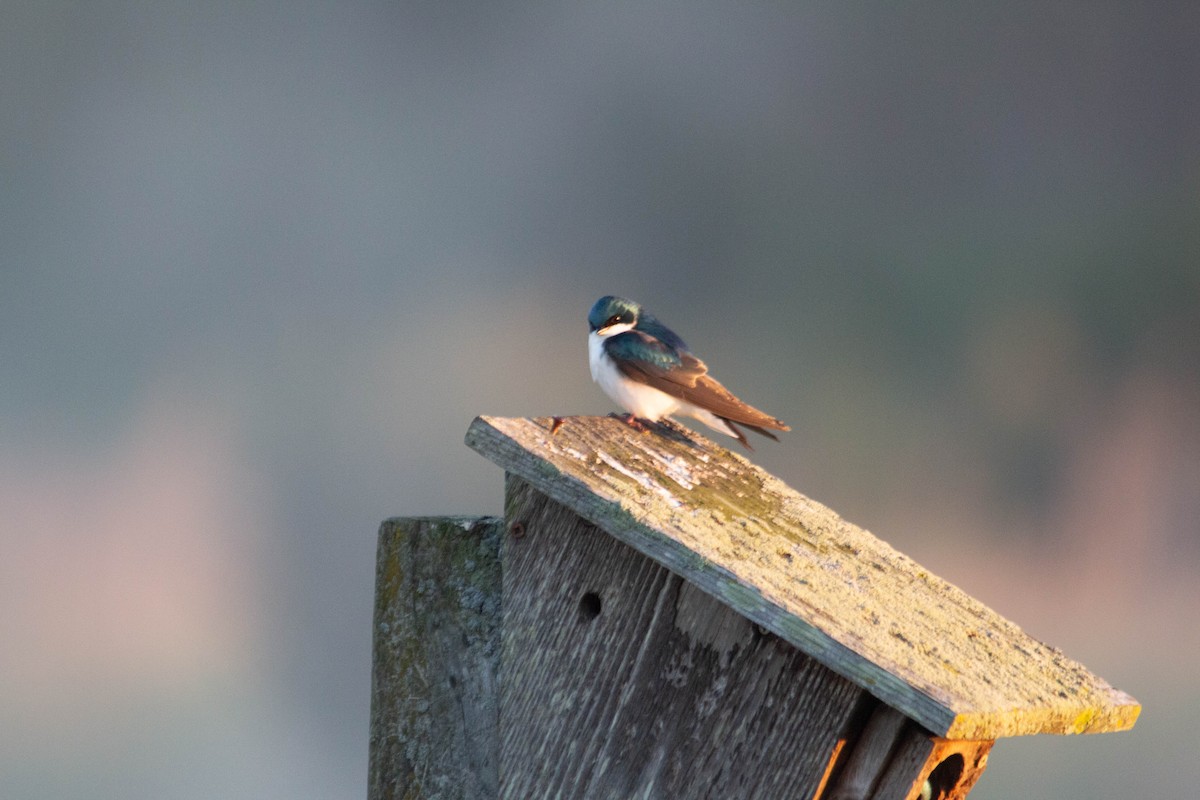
[465,415,1140,740]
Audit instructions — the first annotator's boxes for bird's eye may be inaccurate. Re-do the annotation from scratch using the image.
[607,315,621,327]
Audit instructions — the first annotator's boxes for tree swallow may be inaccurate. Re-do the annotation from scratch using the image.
[588,295,789,450]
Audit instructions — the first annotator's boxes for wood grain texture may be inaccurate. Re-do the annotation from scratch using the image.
[502,476,865,799]
[369,516,503,800]
[466,415,1141,740]
[824,705,910,799]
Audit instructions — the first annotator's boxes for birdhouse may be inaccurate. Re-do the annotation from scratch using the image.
[369,416,1140,800]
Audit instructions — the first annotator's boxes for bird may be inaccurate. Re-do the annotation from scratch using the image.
[587,295,789,450]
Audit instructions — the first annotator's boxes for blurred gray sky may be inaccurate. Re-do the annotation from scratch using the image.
[3,2,1198,798]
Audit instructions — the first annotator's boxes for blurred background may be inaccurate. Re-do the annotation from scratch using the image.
[3,2,1197,797]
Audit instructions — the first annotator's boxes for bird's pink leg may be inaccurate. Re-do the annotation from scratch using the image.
[610,412,651,433]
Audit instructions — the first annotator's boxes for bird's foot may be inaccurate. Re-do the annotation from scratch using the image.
[608,412,651,433]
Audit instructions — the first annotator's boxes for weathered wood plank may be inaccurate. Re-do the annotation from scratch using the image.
[369,516,502,800]
[502,475,865,799]
[465,415,1140,740]
[825,705,909,799]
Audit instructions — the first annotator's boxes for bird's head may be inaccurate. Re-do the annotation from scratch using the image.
[588,295,640,336]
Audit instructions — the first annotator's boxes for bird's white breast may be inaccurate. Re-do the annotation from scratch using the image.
[587,330,609,383]
[588,330,680,421]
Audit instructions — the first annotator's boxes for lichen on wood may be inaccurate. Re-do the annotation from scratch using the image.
[369,516,503,800]
[465,415,1140,740]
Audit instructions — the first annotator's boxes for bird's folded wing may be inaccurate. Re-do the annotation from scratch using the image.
[607,332,788,430]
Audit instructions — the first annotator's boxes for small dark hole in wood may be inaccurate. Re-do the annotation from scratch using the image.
[926,752,965,798]
[578,591,602,621]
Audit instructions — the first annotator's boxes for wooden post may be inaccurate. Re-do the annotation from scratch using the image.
[368,415,1140,799]
[368,516,502,800]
